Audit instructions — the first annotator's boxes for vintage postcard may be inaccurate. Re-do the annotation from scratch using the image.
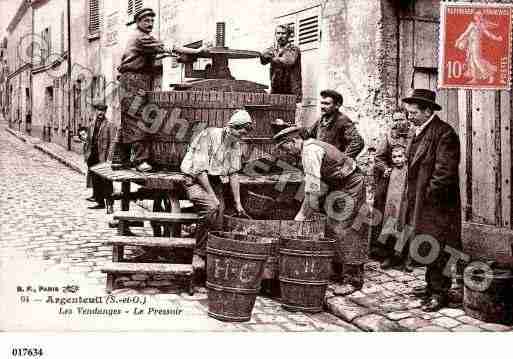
[1,0,512,349]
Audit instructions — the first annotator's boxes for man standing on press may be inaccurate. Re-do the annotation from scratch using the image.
[260,24,302,123]
[117,7,208,172]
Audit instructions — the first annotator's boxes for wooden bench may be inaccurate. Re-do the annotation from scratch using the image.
[104,236,196,262]
[101,262,194,294]
[103,211,201,295]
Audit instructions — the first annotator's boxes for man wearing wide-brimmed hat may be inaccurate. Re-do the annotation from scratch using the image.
[83,101,116,211]
[117,7,209,172]
[273,126,367,292]
[397,88,462,312]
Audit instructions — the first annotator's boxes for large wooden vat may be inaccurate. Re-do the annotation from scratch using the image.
[148,91,297,170]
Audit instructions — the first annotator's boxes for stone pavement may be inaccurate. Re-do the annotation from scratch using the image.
[3,120,512,332]
[325,264,513,332]
[0,120,357,332]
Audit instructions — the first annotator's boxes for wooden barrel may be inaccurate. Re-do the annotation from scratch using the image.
[150,91,297,170]
[279,236,335,313]
[463,266,513,325]
[206,231,271,322]
[223,215,326,280]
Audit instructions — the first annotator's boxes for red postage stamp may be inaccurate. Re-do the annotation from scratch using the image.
[439,2,513,90]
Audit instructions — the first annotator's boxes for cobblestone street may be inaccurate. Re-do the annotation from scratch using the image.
[2,121,513,332]
[0,121,358,332]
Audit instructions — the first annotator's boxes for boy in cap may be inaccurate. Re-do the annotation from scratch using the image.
[117,7,209,172]
[180,109,253,263]
[273,127,367,292]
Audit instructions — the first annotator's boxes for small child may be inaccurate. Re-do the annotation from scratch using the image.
[379,144,412,270]
[383,145,407,221]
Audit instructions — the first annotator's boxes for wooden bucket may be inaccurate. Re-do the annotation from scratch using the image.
[279,236,335,313]
[223,215,326,280]
[463,266,513,325]
[206,231,271,322]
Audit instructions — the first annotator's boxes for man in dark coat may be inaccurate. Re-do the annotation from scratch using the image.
[304,89,364,159]
[84,102,116,210]
[398,89,462,312]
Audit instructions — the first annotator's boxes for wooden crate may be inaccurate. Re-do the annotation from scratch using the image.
[149,91,297,169]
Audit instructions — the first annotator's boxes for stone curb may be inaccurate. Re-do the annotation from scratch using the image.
[33,143,87,175]
[5,127,86,175]
[325,295,411,332]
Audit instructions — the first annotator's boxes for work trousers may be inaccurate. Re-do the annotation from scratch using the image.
[184,176,226,256]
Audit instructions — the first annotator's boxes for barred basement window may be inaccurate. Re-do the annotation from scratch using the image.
[88,0,100,36]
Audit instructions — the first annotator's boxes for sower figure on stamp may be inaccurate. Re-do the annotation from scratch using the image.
[273,127,368,293]
[260,24,302,124]
[180,110,253,269]
[374,108,415,270]
[394,89,462,312]
[303,89,364,159]
[117,7,208,172]
[83,101,116,212]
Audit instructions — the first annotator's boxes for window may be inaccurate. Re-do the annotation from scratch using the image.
[61,11,65,53]
[298,15,319,46]
[127,0,143,23]
[88,0,100,36]
[40,27,51,65]
[276,6,320,51]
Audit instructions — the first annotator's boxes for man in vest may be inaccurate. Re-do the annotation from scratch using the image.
[273,127,367,292]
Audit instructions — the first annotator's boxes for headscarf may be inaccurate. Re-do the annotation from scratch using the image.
[227,109,252,128]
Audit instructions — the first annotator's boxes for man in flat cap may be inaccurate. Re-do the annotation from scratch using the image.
[396,89,462,311]
[303,89,364,159]
[180,109,253,264]
[273,127,367,291]
[117,7,208,172]
[83,101,116,211]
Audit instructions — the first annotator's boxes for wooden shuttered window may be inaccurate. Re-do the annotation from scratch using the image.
[298,15,319,47]
[89,0,100,35]
[40,27,51,65]
[61,11,65,53]
[127,0,144,21]
[276,6,320,51]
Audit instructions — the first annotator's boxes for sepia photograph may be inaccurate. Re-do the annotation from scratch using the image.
[0,0,512,354]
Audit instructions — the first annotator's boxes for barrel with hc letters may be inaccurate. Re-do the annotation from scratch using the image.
[279,236,336,313]
[206,231,271,322]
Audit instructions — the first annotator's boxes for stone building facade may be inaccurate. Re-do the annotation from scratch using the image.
[5,0,33,135]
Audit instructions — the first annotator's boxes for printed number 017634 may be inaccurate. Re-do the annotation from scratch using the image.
[11,348,44,357]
